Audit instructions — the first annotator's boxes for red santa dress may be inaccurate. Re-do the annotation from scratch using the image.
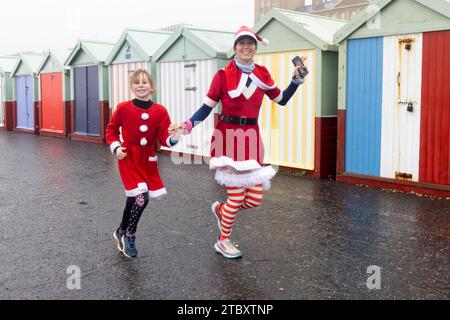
[106,100,173,198]
[204,60,284,190]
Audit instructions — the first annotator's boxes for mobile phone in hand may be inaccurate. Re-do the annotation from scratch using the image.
[292,56,309,78]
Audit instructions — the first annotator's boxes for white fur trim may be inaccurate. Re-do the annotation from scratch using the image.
[234,31,258,43]
[141,113,149,120]
[273,91,283,103]
[110,141,121,154]
[249,73,276,91]
[242,82,257,100]
[215,166,276,190]
[203,96,219,108]
[210,156,261,171]
[262,38,269,46]
[140,137,147,146]
[148,156,158,161]
[148,188,167,198]
[125,182,149,197]
[228,73,249,98]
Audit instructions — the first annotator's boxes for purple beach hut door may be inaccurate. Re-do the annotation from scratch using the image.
[16,75,34,130]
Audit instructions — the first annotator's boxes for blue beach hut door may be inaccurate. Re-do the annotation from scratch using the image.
[74,66,99,135]
[16,75,34,130]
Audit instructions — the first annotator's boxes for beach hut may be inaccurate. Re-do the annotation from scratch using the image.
[249,8,347,178]
[0,56,18,130]
[152,26,234,157]
[65,40,114,143]
[334,0,450,196]
[10,53,46,133]
[105,29,171,114]
[36,49,71,138]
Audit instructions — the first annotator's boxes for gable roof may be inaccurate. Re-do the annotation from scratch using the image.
[105,29,172,65]
[0,56,19,73]
[65,40,115,66]
[153,26,234,62]
[251,8,347,53]
[11,53,46,77]
[36,49,72,74]
[334,0,450,43]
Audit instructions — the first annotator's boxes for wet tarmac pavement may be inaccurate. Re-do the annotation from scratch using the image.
[0,131,449,300]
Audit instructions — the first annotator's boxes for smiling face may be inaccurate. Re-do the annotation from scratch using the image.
[234,36,257,65]
[130,71,154,101]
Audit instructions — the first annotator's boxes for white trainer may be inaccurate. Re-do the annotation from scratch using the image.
[214,239,242,259]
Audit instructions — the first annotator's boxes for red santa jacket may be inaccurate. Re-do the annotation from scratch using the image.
[106,100,173,198]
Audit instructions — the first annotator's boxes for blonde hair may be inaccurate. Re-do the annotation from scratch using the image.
[129,69,156,96]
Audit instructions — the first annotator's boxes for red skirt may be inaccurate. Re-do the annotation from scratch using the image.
[117,143,166,198]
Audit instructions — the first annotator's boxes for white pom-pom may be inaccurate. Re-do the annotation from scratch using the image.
[262,38,269,46]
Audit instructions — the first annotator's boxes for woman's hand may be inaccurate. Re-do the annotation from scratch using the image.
[116,147,127,160]
[293,65,308,80]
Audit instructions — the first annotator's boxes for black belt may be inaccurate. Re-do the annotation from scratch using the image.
[219,114,258,125]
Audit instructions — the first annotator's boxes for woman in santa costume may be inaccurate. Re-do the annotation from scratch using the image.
[107,69,180,258]
[170,26,308,259]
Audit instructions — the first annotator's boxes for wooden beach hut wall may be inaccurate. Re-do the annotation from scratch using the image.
[10,53,46,133]
[334,0,450,197]
[248,8,347,178]
[36,49,71,138]
[0,56,18,131]
[105,29,171,115]
[152,26,234,157]
[65,40,114,143]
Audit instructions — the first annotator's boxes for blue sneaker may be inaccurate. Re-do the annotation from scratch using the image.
[121,235,138,258]
[113,228,124,252]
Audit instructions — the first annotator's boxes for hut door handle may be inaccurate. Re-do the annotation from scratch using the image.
[397,72,401,86]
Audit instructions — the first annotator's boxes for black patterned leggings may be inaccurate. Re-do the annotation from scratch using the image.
[120,192,149,235]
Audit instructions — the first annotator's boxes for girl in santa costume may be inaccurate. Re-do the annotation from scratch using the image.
[107,69,180,258]
[170,26,308,259]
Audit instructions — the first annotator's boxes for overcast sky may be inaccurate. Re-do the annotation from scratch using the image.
[0,0,255,55]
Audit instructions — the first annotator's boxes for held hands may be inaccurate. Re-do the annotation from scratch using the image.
[168,121,192,141]
[115,147,127,160]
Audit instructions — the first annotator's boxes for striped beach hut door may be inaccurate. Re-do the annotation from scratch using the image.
[16,75,34,130]
[160,59,215,156]
[255,50,315,169]
[0,74,3,126]
[381,34,422,182]
[110,62,148,112]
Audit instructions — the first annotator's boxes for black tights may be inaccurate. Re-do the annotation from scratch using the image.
[120,192,149,235]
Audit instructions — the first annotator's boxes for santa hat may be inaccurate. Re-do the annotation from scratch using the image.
[233,25,269,46]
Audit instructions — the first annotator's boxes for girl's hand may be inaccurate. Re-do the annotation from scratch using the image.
[116,147,127,160]
[168,123,185,135]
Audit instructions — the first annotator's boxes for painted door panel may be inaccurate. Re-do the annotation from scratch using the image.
[41,72,63,133]
[16,76,34,130]
[0,75,3,126]
[345,37,383,176]
[110,62,147,112]
[74,66,99,135]
[87,66,99,135]
[255,50,315,169]
[380,34,422,182]
[419,30,450,186]
[74,67,87,134]
[160,59,215,156]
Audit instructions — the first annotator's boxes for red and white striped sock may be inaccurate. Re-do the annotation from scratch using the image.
[241,184,263,209]
[219,186,245,241]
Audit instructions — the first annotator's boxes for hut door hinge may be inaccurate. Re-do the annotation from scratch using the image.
[185,87,197,91]
[184,63,197,68]
[395,171,412,181]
